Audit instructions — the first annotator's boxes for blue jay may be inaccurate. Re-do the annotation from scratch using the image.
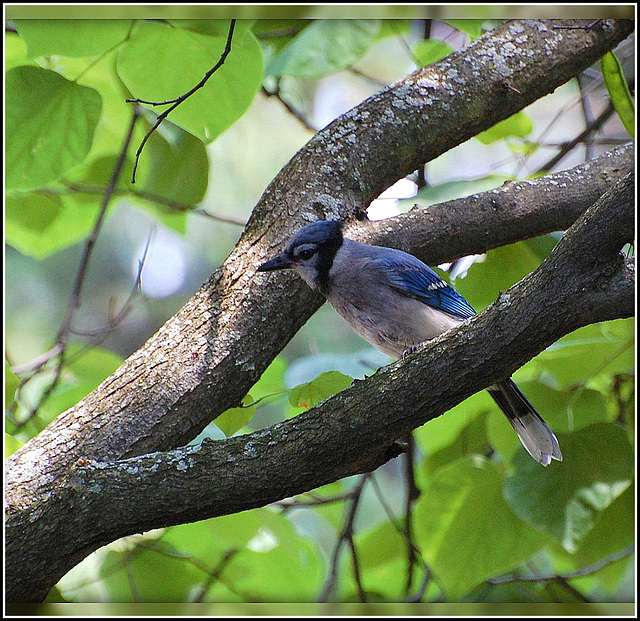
[258,220,562,466]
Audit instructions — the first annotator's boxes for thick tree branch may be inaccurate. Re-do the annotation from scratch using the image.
[5,19,635,602]
[6,172,634,602]
[350,143,634,264]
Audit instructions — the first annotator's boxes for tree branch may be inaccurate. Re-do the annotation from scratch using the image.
[5,19,635,602]
[349,143,634,265]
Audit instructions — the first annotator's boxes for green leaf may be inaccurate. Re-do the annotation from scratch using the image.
[421,412,493,478]
[531,319,634,389]
[552,486,634,593]
[5,31,32,71]
[99,540,206,602]
[443,19,487,39]
[117,21,263,143]
[453,240,548,312]
[413,390,493,458]
[413,39,454,67]
[415,456,547,599]
[351,520,425,600]
[14,19,132,58]
[64,344,124,387]
[601,51,634,138]
[5,362,20,410]
[250,356,287,402]
[476,111,533,144]
[162,509,324,602]
[5,433,24,458]
[168,18,255,39]
[251,19,309,54]
[162,510,263,555]
[136,122,209,207]
[6,66,102,190]
[266,20,380,78]
[215,395,256,437]
[503,423,634,552]
[288,370,353,410]
[376,20,412,40]
[215,522,323,601]
[5,192,100,260]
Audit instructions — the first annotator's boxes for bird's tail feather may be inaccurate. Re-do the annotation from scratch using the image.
[487,379,562,467]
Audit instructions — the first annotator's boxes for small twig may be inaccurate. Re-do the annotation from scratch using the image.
[128,19,236,183]
[69,230,151,337]
[488,544,635,586]
[369,471,431,591]
[10,344,65,377]
[317,473,370,602]
[261,83,317,133]
[577,73,596,161]
[534,100,617,174]
[63,182,247,226]
[403,567,432,603]
[123,548,143,602]
[191,548,239,603]
[401,434,421,595]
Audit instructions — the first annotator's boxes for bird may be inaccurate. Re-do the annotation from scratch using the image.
[257,219,562,466]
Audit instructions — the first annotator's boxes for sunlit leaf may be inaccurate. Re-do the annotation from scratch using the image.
[5,192,99,260]
[6,66,102,190]
[117,20,262,143]
[288,370,353,410]
[476,111,533,144]
[5,433,24,458]
[215,395,256,437]
[531,319,634,389]
[5,362,20,410]
[413,39,454,66]
[443,19,487,39]
[136,122,209,207]
[39,345,125,423]
[551,486,635,593]
[14,19,132,58]
[601,51,634,138]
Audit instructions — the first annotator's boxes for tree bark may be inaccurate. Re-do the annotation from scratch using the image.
[5,19,635,602]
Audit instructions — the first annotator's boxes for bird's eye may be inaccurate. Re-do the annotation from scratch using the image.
[297,248,316,261]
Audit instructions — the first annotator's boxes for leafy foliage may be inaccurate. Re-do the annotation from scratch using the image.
[6,17,634,606]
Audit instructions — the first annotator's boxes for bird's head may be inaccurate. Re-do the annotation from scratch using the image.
[257,220,344,293]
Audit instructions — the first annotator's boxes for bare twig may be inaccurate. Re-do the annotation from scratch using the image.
[191,548,239,603]
[401,435,421,595]
[69,230,151,337]
[371,472,431,601]
[489,544,635,586]
[128,19,236,183]
[261,83,317,133]
[534,100,617,174]
[63,182,247,226]
[317,474,370,602]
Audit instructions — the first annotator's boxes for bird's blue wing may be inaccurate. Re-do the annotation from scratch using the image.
[375,252,476,320]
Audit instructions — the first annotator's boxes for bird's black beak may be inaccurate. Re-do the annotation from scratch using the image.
[257,253,293,272]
